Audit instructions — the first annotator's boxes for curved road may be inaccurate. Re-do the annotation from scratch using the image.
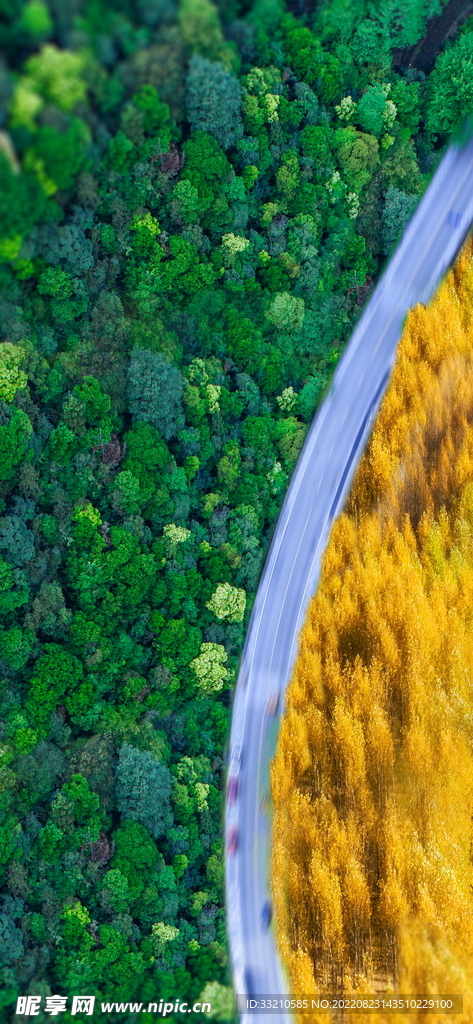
[224,138,473,1024]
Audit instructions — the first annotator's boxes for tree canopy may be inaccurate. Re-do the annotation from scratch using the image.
[0,0,464,1014]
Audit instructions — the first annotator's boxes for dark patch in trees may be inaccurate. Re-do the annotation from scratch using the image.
[393,0,473,70]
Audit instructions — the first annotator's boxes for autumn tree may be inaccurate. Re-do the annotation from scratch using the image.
[271,238,473,1021]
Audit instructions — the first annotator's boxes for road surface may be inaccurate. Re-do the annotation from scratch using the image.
[225,138,473,1024]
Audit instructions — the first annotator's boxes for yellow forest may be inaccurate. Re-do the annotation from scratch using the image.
[270,237,473,1024]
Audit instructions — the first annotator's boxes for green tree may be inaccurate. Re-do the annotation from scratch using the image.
[155,617,202,674]
[60,901,94,953]
[0,152,47,254]
[427,33,473,137]
[0,627,33,670]
[181,130,232,229]
[356,84,389,137]
[217,442,241,491]
[21,0,53,39]
[130,211,160,258]
[71,375,113,432]
[297,374,327,422]
[0,558,29,614]
[132,83,173,147]
[100,869,133,913]
[67,734,115,811]
[105,131,136,173]
[169,179,201,224]
[276,150,300,199]
[14,740,66,802]
[151,920,179,957]
[25,645,83,732]
[0,512,34,569]
[28,117,91,192]
[351,18,391,68]
[0,407,33,481]
[274,416,307,471]
[112,819,159,888]
[44,420,78,465]
[63,773,101,825]
[122,420,171,502]
[391,78,421,139]
[282,22,322,85]
[111,470,142,514]
[301,124,334,169]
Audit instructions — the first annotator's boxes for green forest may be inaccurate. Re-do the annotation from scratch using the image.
[0,0,472,1019]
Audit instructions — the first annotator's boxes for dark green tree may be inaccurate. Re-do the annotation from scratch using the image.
[116,743,174,840]
[381,186,417,255]
[127,348,185,440]
[186,54,243,151]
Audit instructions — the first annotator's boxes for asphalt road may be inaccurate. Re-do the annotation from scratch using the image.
[224,138,473,1024]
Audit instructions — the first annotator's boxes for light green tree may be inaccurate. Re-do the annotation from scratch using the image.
[190,890,209,916]
[112,470,142,514]
[221,233,250,266]
[23,44,86,113]
[163,523,191,552]
[0,344,27,402]
[206,583,246,622]
[191,643,228,693]
[336,128,379,192]
[151,921,179,956]
[9,80,43,130]
[101,870,131,913]
[276,387,297,412]
[198,981,235,1021]
[170,180,201,224]
[266,292,305,331]
[178,0,235,66]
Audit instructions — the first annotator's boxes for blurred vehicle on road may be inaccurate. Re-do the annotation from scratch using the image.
[227,825,238,855]
[227,775,238,805]
[261,900,273,931]
[266,693,279,716]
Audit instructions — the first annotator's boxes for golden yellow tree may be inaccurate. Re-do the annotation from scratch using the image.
[271,238,473,1024]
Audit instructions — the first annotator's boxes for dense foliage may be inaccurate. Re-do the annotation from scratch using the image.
[271,238,473,1022]
[0,0,471,1018]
